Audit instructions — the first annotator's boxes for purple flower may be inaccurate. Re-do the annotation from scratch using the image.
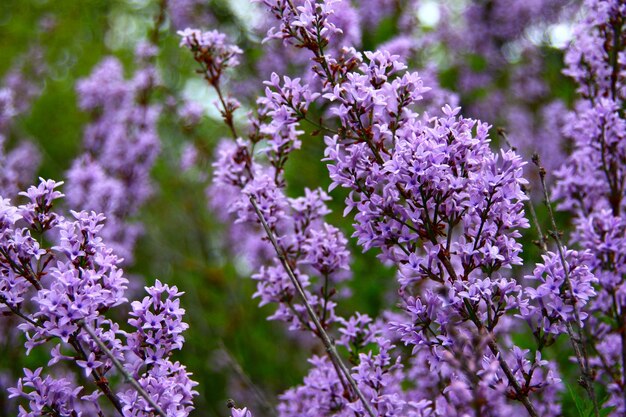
[231,407,253,417]
[76,352,103,377]
[68,54,160,263]
[178,29,243,84]
[0,180,197,416]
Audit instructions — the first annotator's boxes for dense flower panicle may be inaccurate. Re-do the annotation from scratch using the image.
[278,318,432,417]
[7,368,100,417]
[226,2,565,415]
[302,223,350,275]
[522,250,598,335]
[207,133,351,332]
[238,174,290,230]
[240,177,350,330]
[127,280,189,358]
[119,281,198,417]
[552,0,626,412]
[259,0,343,46]
[172,0,625,415]
[554,98,626,213]
[67,52,161,263]
[254,73,320,173]
[208,140,273,269]
[563,0,626,101]
[574,211,626,293]
[118,359,198,417]
[0,179,197,416]
[0,48,45,198]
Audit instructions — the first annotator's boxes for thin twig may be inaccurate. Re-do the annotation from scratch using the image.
[0,296,39,327]
[248,196,377,417]
[69,335,125,416]
[149,0,167,46]
[533,154,600,417]
[79,321,168,417]
[0,297,126,415]
[523,186,548,252]
[497,129,547,252]
[212,80,239,139]
[217,340,277,417]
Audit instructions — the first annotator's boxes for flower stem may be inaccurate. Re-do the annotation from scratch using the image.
[78,321,168,417]
[249,195,377,417]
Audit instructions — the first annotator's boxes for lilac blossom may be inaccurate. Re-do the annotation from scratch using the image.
[553,0,626,411]
[231,406,254,417]
[522,249,598,336]
[0,179,197,416]
[0,47,45,199]
[178,28,243,85]
[66,48,161,263]
[7,368,97,417]
[178,2,565,414]
[217,2,563,415]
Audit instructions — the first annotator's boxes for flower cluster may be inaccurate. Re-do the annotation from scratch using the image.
[8,369,98,417]
[0,179,197,416]
[0,47,45,198]
[66,48,160,263]
[216,145,350,331]
[522,249,598,336]
[4,0,626,416]
[178,28,243,85]
[179,1,566,415]
[553,0,626,412]
[121,281,197,416]
[429,0,576,173]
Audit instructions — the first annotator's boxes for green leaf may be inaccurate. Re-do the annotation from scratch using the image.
[599,406,616,417]
[566,383,589,417]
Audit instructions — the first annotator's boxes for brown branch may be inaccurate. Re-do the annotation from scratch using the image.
[249,196,377,417]
[79,321,168,417]
[533,154,600,417]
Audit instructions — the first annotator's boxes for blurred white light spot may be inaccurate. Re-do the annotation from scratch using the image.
[526,27,545,46]
[230,0,262,29]
[183,79,217,117]
[549,24,573,49]
[418,2,440,27]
